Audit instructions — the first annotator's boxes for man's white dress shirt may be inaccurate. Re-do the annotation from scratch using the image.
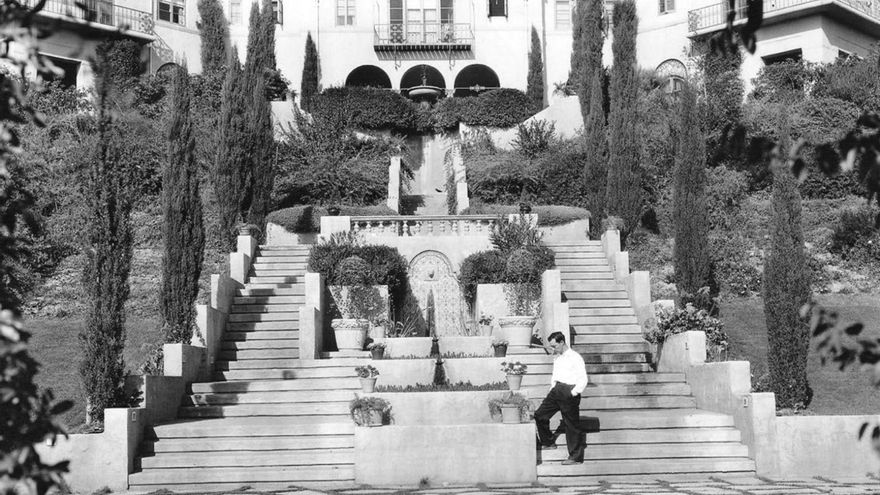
[551,348,589,396]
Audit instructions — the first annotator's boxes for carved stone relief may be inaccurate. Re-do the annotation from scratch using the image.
[409,250,466,336]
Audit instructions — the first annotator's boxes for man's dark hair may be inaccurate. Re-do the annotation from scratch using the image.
[548,331,566,344]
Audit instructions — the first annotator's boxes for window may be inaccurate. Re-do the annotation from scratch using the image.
[43,55,80,88]
[229,0,241,24]
[762,48,802,65]
[272,0,282,25]
[488,0,506,17]
[158,0,184,24]
[658,0,674,14]
[555,0,571,29]
[389,1,454,43]
[336,0,354,25]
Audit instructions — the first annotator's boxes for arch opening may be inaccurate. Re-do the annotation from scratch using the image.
[453,64,500,97]
[345,65,392,88]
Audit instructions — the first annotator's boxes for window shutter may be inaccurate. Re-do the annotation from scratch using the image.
[668,0,675,11]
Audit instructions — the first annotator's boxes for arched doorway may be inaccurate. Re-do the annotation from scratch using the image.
[655,59,687,94]
[345,65,393,88]
[453,64,500,97]
[400,64,446,97]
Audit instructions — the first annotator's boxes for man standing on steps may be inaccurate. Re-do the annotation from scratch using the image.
[535,331,588,465]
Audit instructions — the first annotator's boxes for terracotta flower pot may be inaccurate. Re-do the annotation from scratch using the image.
[506,374,523,391]
[493,344,508,357]
[498,316,537,347]
[332,318,369,351]
[370,347,385,360]
[359,377,377,393]
[500,404,521,424]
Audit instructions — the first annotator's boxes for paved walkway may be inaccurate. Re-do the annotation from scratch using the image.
[124,475,880,495]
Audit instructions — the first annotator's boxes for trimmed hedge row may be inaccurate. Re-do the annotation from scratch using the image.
[266,205,397,233]
[310,87,534,132]
[460,204,590,227]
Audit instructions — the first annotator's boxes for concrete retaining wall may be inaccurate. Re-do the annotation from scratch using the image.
[371,391,512,425]
[375,336,494,357]
[539,219,590,244]
[775,415,880,477]
[370,357,508,387]
[355,424,536,485]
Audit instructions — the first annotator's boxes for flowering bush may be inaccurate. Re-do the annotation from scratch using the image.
[488,392,533,422]
[500,361,528,375]
[366,342,386,350]
[355,365,380,378]
[645,304,729,361]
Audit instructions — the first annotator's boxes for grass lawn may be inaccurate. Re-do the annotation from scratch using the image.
[721,294,880,415]
[25,316,163,429]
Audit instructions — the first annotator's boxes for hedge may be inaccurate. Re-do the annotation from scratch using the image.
[266,205,397,233]
[460,204,590,227]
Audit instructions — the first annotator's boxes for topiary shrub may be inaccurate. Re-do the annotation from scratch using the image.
[335,256,373,286]
[505,248,538,283]
[645,303,729,361]
[267,205,397,233]
[490,217,543,253]
[311,86,415,131]
[459,250,506,307]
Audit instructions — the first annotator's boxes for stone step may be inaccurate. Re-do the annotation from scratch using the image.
[190,381,359,400]
[246,276,301,285]
[563,291,629,300]
[231,303,303,313]
[584,427,742,444]
[226,321,299,331]
[232,295,306,305]
[149,418,355,438]
[562,280,626,291]
[573,334,646,344]
[589,409,735,430]
[228,312,300,323]
[572,343,651,354]
[251,262,309,270]
[572,324,643,334]
[223,330,300,342]
[252,255,310,263]
[142,435,354,454]
[579,395,697,409]
[554,251,607,259]
[542,442,749,460]
[192,372,357,393]
[128,465,354,486]
[537,457,754,477]
[215,357,302,369]
[553,258,609,266]
[550,245,604,253]
[570,315,639,325]
[220,339,299,350]
[582,353,647,363]
[128,481,356,493]
[555,265,612,273]
[236,287,305,297]
[217,348,300,361]
[583,382,692,396]
[140,448,352,469]
[560,272,615,280]
[569,307,635,317]
[566,299,633,308]
[178,405,351,419]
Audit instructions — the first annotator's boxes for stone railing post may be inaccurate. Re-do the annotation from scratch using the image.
[540,269,562,343]
[600,229,621,266]
[320,215,352,241]
[299,272,325,360]
[230,227,258,285]
[387,156,401,213]
[624,271,652,331]
[455,182,469,213]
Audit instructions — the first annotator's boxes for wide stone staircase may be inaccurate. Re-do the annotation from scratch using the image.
[128,245,360,492]
[516,241,755,483]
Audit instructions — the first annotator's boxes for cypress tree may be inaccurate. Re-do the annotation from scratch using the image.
[246,73,276,236]
[213,47,250,250]
[197,0,229,74]
[526,26,544,112]
[582,69,606,237]
[572,0,604,124]
[763,132,812,410]
[243,2,266,86]
[79,69,135,424]
[700,47,743,164]
[301,32,320,112]
[261,0,276,71]
[672,83,710,309]
[161,66,205,344]
[605,0,641,241]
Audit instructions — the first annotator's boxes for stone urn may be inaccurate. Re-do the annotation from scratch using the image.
[497,316,537,347]
[332,318,369,351]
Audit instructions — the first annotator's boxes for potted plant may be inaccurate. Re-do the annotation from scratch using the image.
[488,392,532,424]
[518,202,532,214]
[499,248,541,347]
[478,313,494,335]
[330,256,383,351]
[501,361,528,391]
[327,205,341,216]
[355,364,380,392]
[349,396,391,427]
[492,338,508,357]
[367,341,386,360]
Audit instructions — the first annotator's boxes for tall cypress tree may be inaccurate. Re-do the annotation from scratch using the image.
[197,0,229,74]
[764,131,812,410]
[605,0,640,241]
[572,0,604,124]
[582,69,606,237]
[301,32,320,112]
[213,47,249,250]
[672,83,710,309]
[161,66,205,344]
[526,26,544,112]
[79,67,135,424]
[700,47,744,164]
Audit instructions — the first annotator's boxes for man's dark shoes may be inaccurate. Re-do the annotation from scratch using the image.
[561,458,583,465]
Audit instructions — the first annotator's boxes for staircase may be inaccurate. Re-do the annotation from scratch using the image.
[518,241,755,483]
[129,246,359,492]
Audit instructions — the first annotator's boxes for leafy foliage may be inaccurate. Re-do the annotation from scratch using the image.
[458,250,506,305]
[511,120,556,158]
[160,68,205,344]
[488,392,533,422]
[570,0,605,125]
[645,303,729,361]
[605,0,641,241]
[266,204,397,233]
[348,396,391,426]
[196,0,229,74]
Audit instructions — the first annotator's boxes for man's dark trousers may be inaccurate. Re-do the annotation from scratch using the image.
[535,382,585,462]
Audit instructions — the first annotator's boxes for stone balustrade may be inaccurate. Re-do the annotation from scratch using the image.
[350,215,499,236]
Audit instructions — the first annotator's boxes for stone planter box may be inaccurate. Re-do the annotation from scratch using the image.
[369,358,507,387]
[374,336,494,358]
[476,284,541,338]
[376,337,433,358]
[371,390,510,425]
[328,285,390,323]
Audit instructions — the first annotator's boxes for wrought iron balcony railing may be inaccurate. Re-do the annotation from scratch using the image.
[374,22,473,51]
[26,0,153,35]
[688,0,880,33]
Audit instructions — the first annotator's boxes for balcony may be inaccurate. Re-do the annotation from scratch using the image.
[374,23,473,52]
[26,0,154,38]
[688,0,880,36]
